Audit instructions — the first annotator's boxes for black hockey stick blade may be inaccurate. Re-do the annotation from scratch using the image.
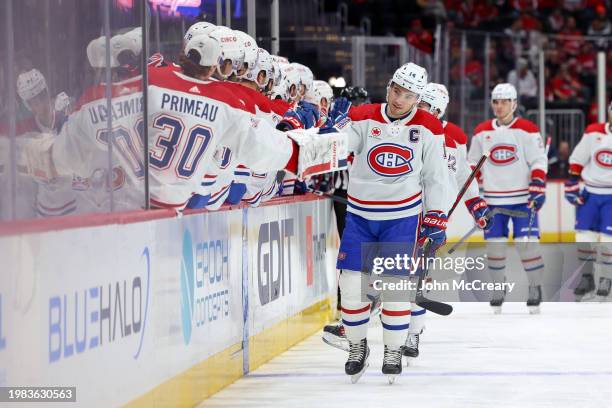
[412,239,454,316]
[416,295,453,316]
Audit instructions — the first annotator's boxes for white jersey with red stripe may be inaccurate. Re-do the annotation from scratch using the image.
[344,103,448,221]
[201,82,284,209]
[468,117,547,206]
[146,66,292,208]
[51,76,145,212]
[569,122,612,194]
[443,120,480,208]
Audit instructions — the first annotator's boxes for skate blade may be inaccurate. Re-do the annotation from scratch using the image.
[576,292,596,302]
[492,306,502,315]
[528,306,540,314]
[387,374,397,385]
[404,356,416,367]
[321,335,349,352]
[350,362,368,384]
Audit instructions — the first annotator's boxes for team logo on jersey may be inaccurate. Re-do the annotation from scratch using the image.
[370,127,382,137]
[367,143,414,177]
[489,144,518,165]
[595,149,612,168]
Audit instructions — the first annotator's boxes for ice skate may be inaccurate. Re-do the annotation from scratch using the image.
[490,293,505,314]
[527,285,542,314]
[596,277,611,299]
[574,274,595,301]
[322,323,349,352]
[345,338,369,384]
[382,345,402,384]
[402,331,420,366]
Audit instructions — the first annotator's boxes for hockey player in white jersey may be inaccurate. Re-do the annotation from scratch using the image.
[14,69,77,218]
[336,62,448,383]
[566,101,612,299]
[47,32,146,213]
[468,83,548,314]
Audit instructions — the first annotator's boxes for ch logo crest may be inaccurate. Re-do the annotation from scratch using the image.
[489,144,518,165]
[367,143,414,177]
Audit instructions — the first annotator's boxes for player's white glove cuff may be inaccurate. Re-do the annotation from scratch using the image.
[20,133,57,182]
[285,129,348,178]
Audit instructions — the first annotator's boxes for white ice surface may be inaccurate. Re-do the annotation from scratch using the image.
[202,302,612,408]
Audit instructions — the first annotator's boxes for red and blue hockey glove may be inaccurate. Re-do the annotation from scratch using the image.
[528,179,546,211]
[418,211,448,251]
[276,101,320,131]
[564,176,586,206]
[465,197,493,230]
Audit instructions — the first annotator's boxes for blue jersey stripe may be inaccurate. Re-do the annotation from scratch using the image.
[347,199,422,213]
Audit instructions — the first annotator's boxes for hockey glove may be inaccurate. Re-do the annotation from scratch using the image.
[276,101,320,131]
[330,97,351,121]
[564,176,586,206]
[465,197,493,230]
[527,179,546,211]
[418,211,448,251]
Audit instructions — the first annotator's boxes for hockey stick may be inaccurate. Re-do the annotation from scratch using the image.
[411,151,491,316]
[306,186,348,205]
[446,208,528,255]
[412,238,454,315]
[448,151,491,218]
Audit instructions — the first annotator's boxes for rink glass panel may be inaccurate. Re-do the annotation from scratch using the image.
[0,0,147,221]
[0,0,227,224]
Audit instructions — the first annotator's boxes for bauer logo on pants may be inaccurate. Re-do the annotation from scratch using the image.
[489,144,518,165]
[595,149,612,168]
[367,143,414,177]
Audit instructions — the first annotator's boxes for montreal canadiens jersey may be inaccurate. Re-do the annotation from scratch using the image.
[569,122,612,194]
[443,120,480,207]
[345,103,448,220]
[201,82,283,209]
[146,66,292,208]
[468,117,547,205]
[51,76,145,212]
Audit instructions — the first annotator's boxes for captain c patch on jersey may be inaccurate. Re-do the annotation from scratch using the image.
[367,143,414,177]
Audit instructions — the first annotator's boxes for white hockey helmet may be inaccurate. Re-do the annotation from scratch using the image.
[271,55,288,87]
[209,26,245,78]
[280,64,302,102]
[305,80,334,107]
[87,36,119,68]
[420,83,450,118]
[184,33,221,67]
[491,83,517,101]
[234,31,259,77]
[111,28,142,67]
[183,21,217,46]
[243,48,274,89]
[390,62,428,95]
[17,69,48,106]
[290,62,314,96]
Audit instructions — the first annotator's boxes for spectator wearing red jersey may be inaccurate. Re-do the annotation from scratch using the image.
[576,42,596,78]
[549,63,584,103]
[560,16,583,56]
[406,19,433,54]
